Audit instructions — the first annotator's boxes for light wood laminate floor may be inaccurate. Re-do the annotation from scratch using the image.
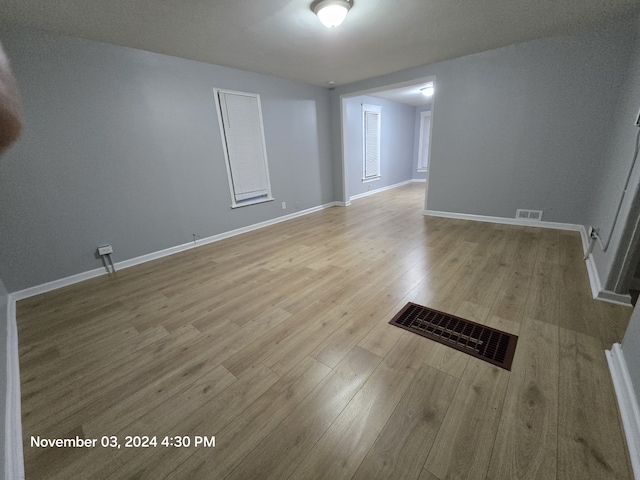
[17,184,633,479]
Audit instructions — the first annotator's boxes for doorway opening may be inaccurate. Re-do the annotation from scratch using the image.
[339,76,436,208]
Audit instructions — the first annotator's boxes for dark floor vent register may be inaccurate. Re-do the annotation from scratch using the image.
[389,302,518,370]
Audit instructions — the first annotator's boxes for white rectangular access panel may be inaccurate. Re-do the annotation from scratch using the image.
[215,89,273,208]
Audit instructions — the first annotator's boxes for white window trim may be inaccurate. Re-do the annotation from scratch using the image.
[417,110,432,172]
[362,103,382,182]
[213,88,274,208]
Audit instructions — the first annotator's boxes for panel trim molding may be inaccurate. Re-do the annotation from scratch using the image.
[12,201,340,301]
[606,343,640,480]
[423,209,632,306]
[5,293,25,480]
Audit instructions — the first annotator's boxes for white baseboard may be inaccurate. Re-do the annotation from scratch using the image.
[114,201,340,272]
[597,288,633,306]
[11,268,107,302]
[350,179,414,201]
[423,209,583,232]
[12,201,340,301]
[423,210,632,306]
[585,251,604,298]
[606,344,640,480]
[580,229,631,306]
[5,294,25,480]
[583,248,632,307]
[411,178,427,183]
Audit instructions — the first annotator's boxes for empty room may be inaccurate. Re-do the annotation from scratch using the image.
[2,1,640,479]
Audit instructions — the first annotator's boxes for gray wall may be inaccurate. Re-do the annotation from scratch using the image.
[586,17,640,289]
[0,26,334,292]
[343,95,415,198]
[330,16,638,223]
[412,104,432,181]
[0,278,6,476]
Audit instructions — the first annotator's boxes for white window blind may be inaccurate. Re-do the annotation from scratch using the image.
[362,104,381,180]
[417,111,431,171]
[215,89,273,207]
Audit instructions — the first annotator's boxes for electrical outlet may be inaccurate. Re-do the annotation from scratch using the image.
[98,244,113,255]
[282,202,286,209]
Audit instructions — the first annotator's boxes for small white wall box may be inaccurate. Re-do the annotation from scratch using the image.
[98,245,116,273]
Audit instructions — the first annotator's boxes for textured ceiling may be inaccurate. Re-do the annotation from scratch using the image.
[0,0,638,87]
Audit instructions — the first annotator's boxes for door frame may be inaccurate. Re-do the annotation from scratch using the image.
[339,75,436,207]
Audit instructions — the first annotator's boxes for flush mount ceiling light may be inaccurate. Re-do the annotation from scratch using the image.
[420,84,434,97]
[311,0,352,28]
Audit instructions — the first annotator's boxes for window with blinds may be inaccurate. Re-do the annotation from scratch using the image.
[362,104,381,181]
[417,110,432,171]
[214,89,273,208]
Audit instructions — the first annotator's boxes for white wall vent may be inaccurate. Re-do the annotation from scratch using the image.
[516,209,543,221]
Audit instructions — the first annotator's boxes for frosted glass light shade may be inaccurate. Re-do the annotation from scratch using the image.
[313,0,351,28]
[421,86,434,97]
